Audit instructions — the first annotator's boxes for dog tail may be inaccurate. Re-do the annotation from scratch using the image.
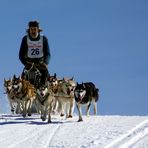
[94,88,99,102]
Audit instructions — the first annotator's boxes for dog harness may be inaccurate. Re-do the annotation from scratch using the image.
[37,93,50,105]
[27,36,43,58]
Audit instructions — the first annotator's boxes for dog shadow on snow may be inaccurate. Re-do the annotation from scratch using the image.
[28,120,64,125]
[28,117,77,125]
[0,119,64,125]
[0,114,41,125]
[0,116,77,125]
[0,115,73,125]
[0,115,80,125]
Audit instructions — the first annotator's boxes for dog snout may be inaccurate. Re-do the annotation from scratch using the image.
[13,85,19,92]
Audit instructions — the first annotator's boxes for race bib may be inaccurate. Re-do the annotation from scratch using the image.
[27,36,43,58]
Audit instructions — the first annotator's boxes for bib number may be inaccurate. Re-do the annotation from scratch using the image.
[31,48,40,55]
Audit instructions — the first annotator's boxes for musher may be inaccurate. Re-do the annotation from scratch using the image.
[19,20,51,86]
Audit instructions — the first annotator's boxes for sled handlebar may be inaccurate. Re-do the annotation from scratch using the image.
[26,62,47,68]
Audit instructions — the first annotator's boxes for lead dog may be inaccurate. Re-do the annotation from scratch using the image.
[36,84,55,123]
[12,75,36,117]
[74,82,99,122]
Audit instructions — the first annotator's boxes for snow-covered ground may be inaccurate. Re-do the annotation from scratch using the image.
[0,114,148,148]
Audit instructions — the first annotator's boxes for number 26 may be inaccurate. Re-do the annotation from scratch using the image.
[31,48,39,55]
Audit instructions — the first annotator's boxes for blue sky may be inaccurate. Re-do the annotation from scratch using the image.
[0,0,148,115]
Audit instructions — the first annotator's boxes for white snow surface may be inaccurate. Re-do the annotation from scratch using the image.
[0,114,148,148]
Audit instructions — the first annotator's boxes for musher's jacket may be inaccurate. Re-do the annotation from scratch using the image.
[19,34,51,66]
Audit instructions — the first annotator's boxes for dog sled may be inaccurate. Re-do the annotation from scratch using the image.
[22,62,47,87]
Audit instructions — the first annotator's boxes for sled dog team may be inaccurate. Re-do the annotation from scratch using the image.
[4,73,99,123]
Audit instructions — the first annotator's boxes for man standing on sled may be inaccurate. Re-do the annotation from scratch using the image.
[19,20,51,86]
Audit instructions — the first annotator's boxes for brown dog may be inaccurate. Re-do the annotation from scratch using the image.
[12,75,36,117]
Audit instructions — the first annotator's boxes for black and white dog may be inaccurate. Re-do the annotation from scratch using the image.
[74,82,99,122]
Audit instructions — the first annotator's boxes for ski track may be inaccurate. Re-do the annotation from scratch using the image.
[105,119,148,148]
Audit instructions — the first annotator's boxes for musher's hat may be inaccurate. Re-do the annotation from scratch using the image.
[27,20,43,32]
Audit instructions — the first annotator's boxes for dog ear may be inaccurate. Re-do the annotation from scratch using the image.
[54,73,56,78]
[13,74,16,79]
[63,77,66,81]
[10,77,13,82]
[70,77,74,80]
[82,82,85,88]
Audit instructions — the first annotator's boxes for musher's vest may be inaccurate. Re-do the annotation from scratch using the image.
[27,35,43,59]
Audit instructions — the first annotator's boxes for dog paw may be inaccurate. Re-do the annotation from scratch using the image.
[28,113,32,116]
[22,114,26,118]
[48,120,52,123]
[11,109,15,113]
[60,113,65,117]
[67,115,73,118]
[41,116,46,121]
[78,119,83,122]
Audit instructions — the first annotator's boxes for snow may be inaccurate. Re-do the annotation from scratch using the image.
[0,114,148,148]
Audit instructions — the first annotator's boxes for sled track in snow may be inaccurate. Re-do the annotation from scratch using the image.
[44,123,61,148]
[8,124,51,148]
[0,114,62,148]
[105,119,148,148]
